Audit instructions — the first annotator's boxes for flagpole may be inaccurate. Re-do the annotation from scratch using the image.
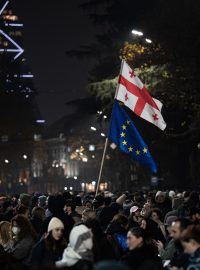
[95,137,109,197]
[95,61,123,197]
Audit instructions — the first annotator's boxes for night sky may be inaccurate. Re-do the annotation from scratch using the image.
[13,0,95,124]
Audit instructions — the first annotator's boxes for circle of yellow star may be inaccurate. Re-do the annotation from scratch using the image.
[120,132,125,137]
[122,140,127,145]
[128,146,133,152]
[122,125,127,130]
[136,150,140,155]
[126,120,131,125]
[143,148,148,153]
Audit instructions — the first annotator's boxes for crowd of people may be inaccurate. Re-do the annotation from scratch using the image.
[0,189,200,270]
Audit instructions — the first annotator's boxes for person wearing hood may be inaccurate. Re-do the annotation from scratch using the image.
[56,224,93,270]
[30,207,45,235]
[38,195,47,208]
[18,194,31,208]
[154,191,172,216]
[39,194,74,242]
[30,217,67,267]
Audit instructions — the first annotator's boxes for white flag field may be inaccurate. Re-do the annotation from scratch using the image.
[115,60,167,131]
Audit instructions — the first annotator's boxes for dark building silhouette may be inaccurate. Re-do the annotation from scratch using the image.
[0,0,41,194]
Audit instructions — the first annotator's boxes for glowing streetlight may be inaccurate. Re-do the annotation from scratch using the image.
[101,133,106,137]
[5,159,9,163]
[131,29,143,36]
[90,126,96,131]
[74,176,77,180]
[23,155,27,159]
[145,38,152,43]
[82,157,88,162]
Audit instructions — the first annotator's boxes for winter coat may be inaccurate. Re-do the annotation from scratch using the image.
[66,259,93,270]
[11,236,35,266]
[92,233,117,262]
[31,216,43,235]
[170,241,189,269]
[186,247,200,270]
[105,223,128,257]
[159,238,176,260]
[121,244,163,270]
[30,237,65,267]
[97,206,116,230]
[144,219,166,244]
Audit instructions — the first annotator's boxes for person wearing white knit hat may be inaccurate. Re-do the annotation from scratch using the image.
[30,217,67,266]
[48,217,64,239]
[56,224,93,268]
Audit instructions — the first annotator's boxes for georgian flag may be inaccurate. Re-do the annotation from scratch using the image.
[115,60,166,130]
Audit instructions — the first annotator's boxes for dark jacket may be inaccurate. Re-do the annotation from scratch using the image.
[105,223,128,257]
[186,247,200,270]
[30,237,66,267]
[11,236,35,266]
[121,244,163,270]
[97,206,117,230]
[31,216,43,235]
[66,260,93,270]
[146,219,166,244]
[170,241,189,269]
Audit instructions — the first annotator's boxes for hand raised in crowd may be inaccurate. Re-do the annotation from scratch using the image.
[156,240,164,251]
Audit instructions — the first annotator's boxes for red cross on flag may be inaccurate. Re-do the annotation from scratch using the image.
[115,60,167,130]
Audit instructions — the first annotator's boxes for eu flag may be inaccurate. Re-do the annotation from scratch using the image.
[108,100,157,173]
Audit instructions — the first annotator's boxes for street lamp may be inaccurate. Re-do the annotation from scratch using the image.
[90,126,97,131]
[82,157,88,162]
[101,133,106,137]
[23,154,27,159]
[5,159,9,164]
[131,29,143,36]
[145,38,152,43]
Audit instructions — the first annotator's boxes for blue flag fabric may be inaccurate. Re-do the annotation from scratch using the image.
[108,100,157,173]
